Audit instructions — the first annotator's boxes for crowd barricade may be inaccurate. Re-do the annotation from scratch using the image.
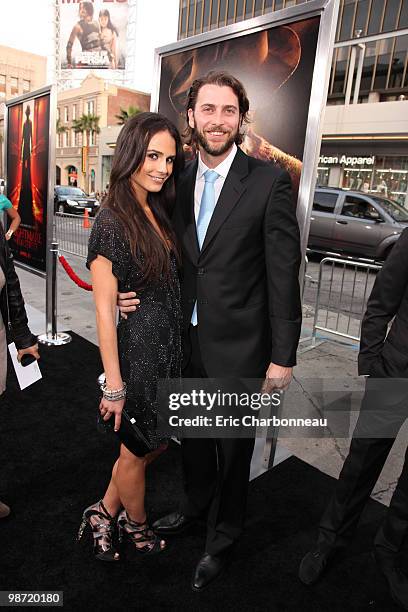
[54,211,95,258]
[311,256,382,345]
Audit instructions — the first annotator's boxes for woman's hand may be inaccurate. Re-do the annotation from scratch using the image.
[17,344,40,362]
[99,397,125,432]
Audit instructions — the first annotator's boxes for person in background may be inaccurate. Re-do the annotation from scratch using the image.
[299,228,408,610]
[99,9,118,69]
[0,227,39,518]
[0,186,20,241]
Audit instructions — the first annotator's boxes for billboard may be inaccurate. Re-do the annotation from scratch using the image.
[153,0,339,256]
[6,92,51,273]
[60,0,128,70]
[158,18,319,203]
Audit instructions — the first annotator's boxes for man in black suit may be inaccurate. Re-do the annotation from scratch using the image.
[120,71,301,590]
[299,228,408,609]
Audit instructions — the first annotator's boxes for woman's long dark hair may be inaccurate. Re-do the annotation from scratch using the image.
[99,9,119,36]
[104,112,184,284]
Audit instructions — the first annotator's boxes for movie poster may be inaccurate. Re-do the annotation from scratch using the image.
[6,94,50,273]
[60,0,128,70]
[158,16,320,204]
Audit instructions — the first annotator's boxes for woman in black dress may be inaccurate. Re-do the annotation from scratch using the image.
[79,113,184,561]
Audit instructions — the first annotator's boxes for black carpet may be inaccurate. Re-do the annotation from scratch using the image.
[0,333,403,611]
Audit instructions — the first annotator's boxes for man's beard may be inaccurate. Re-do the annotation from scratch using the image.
[196,125,238,157]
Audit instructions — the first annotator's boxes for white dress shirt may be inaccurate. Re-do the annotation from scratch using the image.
[194,143,238,222]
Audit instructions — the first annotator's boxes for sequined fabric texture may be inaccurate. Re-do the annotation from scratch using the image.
[87,208,182,453]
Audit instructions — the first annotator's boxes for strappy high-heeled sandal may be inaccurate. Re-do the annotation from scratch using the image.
[117,509,166,555]
[77,500,120,562]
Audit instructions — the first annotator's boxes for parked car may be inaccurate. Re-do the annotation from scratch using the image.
[54,186,100,216]
[308,187,408,260]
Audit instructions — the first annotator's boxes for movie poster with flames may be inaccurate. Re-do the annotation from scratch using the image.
[158,16,320,206]
[7,94,50,273]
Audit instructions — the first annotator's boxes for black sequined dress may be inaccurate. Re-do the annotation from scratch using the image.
[87,208,182,456]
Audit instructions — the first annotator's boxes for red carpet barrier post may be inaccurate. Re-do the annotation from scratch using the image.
[38,241,72,346]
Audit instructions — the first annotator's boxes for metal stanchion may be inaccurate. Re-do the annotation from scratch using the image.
[38,241,72,346]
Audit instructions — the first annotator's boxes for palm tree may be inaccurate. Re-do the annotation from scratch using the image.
[115,105,142,125]
[72,114,101,188]
[56,118,67,148]
[72,114,101,147]
[56,118,67,134]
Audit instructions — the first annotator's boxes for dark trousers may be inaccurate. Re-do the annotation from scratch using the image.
[318,374,408,554]
[180,325,255,556]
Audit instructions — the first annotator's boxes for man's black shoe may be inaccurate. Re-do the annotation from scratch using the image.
[152,512,195,535]
[374,546,408,610]
[192,552,229,591]
[299,546,335,585]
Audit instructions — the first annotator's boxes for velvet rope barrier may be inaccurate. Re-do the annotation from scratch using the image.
[58,254,93,291]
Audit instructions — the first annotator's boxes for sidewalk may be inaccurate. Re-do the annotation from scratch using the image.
[16,253,406,506]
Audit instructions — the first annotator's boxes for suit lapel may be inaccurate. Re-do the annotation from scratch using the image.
[179,158,200,262]
[200,148,249,257]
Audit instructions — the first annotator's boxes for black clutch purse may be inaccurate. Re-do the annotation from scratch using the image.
[97,401,155,457]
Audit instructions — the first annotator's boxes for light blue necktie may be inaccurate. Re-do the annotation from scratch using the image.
[191,169,219,325]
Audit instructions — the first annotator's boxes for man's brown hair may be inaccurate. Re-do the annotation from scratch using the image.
[183,71,250,147]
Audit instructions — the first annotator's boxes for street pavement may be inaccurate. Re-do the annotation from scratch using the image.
[14,248,406,507]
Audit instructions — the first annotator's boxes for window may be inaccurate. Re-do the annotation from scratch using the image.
[367,0,384,35]
[71,129,75,147]
[63,131,68,147]
[373,38,393,89]
[254,0,263,17]
[359,41,377,91]
[388,35,408,88]
[86,100,95,115]
[218,0,227,26]
[195,0,203,30]
[64,106,69,122]
[235,0,244,20]
[89,130,96,146]
[312,191,338,213]
[0,75,5,96]
[10,77,18,95]
[339,0,356,41]
[399,0,408,28]
[180,3,187,35]
[245,0,255,17]
[57,133,61,148]
[382,0,400,32]
[211,0,218,25]
[340,196,379,220]
[22,79,30,92]
[354,0,370,35]
[332,47,349,94]
[188,0,195,32]
[227,0,235,24]
[203,0,210,30]
[72,104,77,120]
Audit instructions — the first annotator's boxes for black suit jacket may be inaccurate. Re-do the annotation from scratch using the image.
[173,147,302,378]
[359,227,408,377]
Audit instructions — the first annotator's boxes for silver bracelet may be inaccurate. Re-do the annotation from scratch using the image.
[101,381,127,401]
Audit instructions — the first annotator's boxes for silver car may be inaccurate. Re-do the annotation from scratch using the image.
[308,187,408,260]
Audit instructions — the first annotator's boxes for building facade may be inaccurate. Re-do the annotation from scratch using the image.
[0,46,47,178]
[178,0,408,207]
[56,74,150,193]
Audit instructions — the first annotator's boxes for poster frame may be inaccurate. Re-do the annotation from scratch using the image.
[151,0,340,282]
[4,85,56,285]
